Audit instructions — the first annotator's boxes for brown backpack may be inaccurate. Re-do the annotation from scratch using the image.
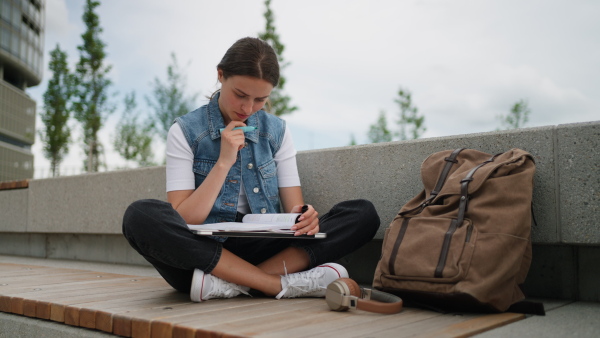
[373,148,543,314]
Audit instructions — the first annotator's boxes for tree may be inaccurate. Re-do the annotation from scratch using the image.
[258,0,298,116]
[39,45,75,177]
[367,111,393,143]
[146,53,198,141]
[349,134,358,146]
[395,88,426,140]
[498,99,531,130]
[113,92,155,167]
[73,0,113,173]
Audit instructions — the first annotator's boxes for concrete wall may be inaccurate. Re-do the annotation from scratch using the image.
[1,121,598,300]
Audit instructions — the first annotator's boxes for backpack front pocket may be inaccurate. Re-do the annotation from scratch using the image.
[380,217,477,283]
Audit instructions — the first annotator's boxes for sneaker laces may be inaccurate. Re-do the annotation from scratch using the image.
[276,261,326,299]
[209,276,251,299]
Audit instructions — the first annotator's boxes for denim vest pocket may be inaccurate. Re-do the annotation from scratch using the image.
[258,159,278,199]
[193,159,217,188]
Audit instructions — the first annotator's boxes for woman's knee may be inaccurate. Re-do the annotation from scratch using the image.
[348,199,380,224]
[351,199,381,236]
[122,199,166,235]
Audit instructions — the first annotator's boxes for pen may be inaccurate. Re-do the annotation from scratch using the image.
[219,126,257,133]
[295,205,309,224]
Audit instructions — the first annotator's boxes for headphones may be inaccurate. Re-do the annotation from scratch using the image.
[325,278,403,314]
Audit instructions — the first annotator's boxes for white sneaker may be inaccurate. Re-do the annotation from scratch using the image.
[276,263,348,299]
[190,269,250,302]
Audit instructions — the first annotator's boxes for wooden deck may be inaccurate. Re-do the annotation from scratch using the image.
[0,263,524,337]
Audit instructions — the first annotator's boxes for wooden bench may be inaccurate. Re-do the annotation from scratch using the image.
[0,262,525,337]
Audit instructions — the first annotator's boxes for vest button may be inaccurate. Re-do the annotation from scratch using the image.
[253,187,260,193]
[247,163,254,169]
[260,208,267,214]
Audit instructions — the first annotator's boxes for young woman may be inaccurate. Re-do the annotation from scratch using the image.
[122,37,380,302]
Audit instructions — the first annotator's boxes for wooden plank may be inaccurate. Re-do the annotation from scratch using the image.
[0,295,11,313]
[76,289,187,331]
[258,306,441,338]
[0,179,29,190]
[50,286,167,323]
[53,280,170,325]
[39,288,171,322]
[1,272,132,297]
[346,312,481,338]
[113,302,219,337]
[0,270,121,284]
[111,298,277,337]
[190,299,346,337]
[6,276,167,321]
[171,326,237,338]
[151,298,317,338]
[1,274,166,301]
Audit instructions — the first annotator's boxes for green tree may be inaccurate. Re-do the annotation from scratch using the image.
[72,0,113,172]
[367,111,393,143]
[113,92,155,167]
[258,0,298,116]
[146,53,198,141]
[395,88,426,140]
[349,134,357,146]
[498,99,531,130]
[39,45,75,177]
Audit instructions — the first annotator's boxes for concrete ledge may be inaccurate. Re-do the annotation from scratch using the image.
[558,123,600,244]
[27,166,166,234]
[297,124,561,242]
[0,189,28,232]
[4,121,595,242]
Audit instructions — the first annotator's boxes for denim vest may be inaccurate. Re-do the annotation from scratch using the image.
[174,93,286,225]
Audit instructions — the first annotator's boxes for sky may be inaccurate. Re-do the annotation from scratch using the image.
[29,0,600,177]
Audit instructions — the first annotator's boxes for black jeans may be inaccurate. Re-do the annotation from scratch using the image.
[122,198,380,293]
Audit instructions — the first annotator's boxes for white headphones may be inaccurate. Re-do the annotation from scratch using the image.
[326,278,403,314]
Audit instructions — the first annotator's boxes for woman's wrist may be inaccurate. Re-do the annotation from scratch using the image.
[214,159,233,172]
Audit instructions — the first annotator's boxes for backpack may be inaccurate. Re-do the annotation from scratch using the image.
[373,148,543,314]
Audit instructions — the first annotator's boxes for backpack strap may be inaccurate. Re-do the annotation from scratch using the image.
[400,148,465,217]
[434,152,500,278]
[431,148,465,199]
[456,153,500,225]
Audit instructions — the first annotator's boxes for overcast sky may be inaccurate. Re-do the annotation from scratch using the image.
[29,0,600,176]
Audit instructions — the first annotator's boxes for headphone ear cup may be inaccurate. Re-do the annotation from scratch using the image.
[327,278,404,314]
[326,278,356,312]
[337,278,361,297]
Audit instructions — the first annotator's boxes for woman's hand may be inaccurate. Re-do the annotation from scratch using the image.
[218,122,247,167]
[290,204,319,236]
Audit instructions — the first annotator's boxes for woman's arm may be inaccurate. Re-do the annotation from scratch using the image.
[279,186,304,213]
[279,186,319,236]
[168,122,248,224]
[168,160,231,224]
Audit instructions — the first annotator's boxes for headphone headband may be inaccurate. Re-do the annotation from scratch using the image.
[326,278,403,314]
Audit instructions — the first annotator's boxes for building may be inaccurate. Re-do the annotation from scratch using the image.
[0,0,44,182]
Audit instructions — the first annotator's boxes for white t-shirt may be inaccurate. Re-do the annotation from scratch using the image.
[166,123,301,213]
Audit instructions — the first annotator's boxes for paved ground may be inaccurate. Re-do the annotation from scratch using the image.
[1,255,599,337]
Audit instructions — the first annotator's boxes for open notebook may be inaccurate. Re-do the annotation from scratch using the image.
[188,213,327,239]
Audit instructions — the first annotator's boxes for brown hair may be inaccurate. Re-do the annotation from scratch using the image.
[217,37,280,87]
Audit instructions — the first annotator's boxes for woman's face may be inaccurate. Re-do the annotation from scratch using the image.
[218,70,274,125]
